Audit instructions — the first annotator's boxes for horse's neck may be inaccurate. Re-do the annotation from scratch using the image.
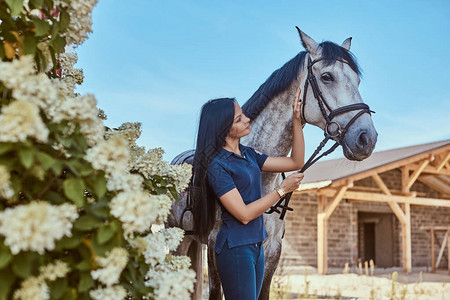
[241,79,304,193]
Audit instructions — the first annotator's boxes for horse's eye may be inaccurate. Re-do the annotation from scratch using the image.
[321,73,334,82]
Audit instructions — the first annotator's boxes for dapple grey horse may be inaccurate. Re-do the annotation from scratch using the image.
[169,28,377,299]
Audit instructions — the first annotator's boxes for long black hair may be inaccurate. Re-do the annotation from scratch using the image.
[192,98,235,240]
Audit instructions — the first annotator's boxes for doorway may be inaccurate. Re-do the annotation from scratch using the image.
[358,212,394,267]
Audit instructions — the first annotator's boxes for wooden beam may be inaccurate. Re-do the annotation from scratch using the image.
[431,228,435,273]
[371,174,406,223]
[420,226,450,231]
[436,152,450,171]
[324,185,348,220]
[436,232,448,268]
[448,231,450,275]
[402,166,410,193]
[421,166,450,176]
[404,159,430,191]
[329,145,450,187]
[317,190,450,208]
[402,203,412,273]
[418,175,450,195]
[371,173,391,195]
[317,195,327,275]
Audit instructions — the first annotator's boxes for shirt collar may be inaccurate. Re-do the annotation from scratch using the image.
[217,143,247,159]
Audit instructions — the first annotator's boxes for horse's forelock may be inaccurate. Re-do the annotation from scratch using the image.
[319,41,362,77]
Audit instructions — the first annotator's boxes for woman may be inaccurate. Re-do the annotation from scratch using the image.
[192,88,305,299]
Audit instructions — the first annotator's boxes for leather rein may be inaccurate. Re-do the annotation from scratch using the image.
[266,55,374,220]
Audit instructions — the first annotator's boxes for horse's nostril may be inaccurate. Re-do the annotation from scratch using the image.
[356,131,369,149]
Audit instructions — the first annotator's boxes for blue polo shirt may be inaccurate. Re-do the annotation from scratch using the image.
[207,143,269,254]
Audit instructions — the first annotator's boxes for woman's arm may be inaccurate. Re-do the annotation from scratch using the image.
[218,172,304,225]
[261,87,305,173]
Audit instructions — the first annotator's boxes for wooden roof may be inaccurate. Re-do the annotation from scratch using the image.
[297,139,450,185]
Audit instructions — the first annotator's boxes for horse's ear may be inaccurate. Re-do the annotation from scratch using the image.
[296,27,319,57]
[341,37,352,51]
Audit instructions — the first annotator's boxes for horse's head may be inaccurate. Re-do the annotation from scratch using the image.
[297,28,377,161]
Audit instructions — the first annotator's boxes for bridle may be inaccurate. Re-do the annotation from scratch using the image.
[266,55,374,220]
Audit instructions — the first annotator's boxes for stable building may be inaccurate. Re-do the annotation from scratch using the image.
[282,139,450,274]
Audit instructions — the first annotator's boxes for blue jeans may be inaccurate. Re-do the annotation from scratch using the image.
[215,241,265,300]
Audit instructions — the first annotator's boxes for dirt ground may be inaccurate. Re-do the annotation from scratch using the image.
[271,267,450,299]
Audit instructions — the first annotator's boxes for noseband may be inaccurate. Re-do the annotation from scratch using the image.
[267,55,374,220]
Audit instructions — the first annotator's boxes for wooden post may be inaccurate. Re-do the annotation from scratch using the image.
[447,230,450,275]
[317,195,327,275]
[431,228,435,273]
[401,203,412,273]
[316,186,348,275]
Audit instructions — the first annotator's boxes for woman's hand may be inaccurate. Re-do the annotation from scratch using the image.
[280,172,304,193]
[293,87,302,123]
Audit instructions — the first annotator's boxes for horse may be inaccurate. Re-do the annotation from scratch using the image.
[168,28,378,300]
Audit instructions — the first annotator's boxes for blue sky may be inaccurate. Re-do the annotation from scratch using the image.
[76,0,450,162]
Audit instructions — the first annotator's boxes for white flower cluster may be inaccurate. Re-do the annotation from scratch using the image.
[145,255,196,300]
[160,228,184,251]
[133,147,192,193]
[106,172,143,193]
[0,165,14,199]
[89,285,127,300]
[106,122,142,144]
[13,277,49,300]
[91,247,129,286]
[86,135,130,177]
[64,0,99,46]
[140,233,167,267]
[0,99,49,143]
[57,51,84,97]
[14,260,69,300]
[0,56,104,146]
[39,260,70,281]
[134,228,184,269]
[0,201,79,254]
[110,192,171,235]
[54,94,104,146]
[0,56,59,114]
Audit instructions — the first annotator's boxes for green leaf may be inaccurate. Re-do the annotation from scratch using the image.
[91,173,106,198]
[169,186,178,201]
[51,36,66,53]
[50,21,60,41]
[51,160,63,175]
[0,245,12,270]
[18,147,34,169]
[35,151,56,171]
[63,178,85,207]
[44,190,65,205]
[60,289,76,300]
[5,0,24,17]
[90,202,109,218]
[91,230,122,256]
[0,268,15,300]
[12,252,32,278]
[59,9,70,31]
[97,222,118,245]
[70,161,93,177]
[54,232,83,250]
[29,0,44,9]
[75,260,91,272]
[33,18,51,36]
[78,272,94,293]
[0,43,5,60]
[23,34,37,56]
[73,214,99,231]
[49,277,67,299]
[0,143,13,155]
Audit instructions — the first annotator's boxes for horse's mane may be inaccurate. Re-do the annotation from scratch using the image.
[242,41,361,120]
